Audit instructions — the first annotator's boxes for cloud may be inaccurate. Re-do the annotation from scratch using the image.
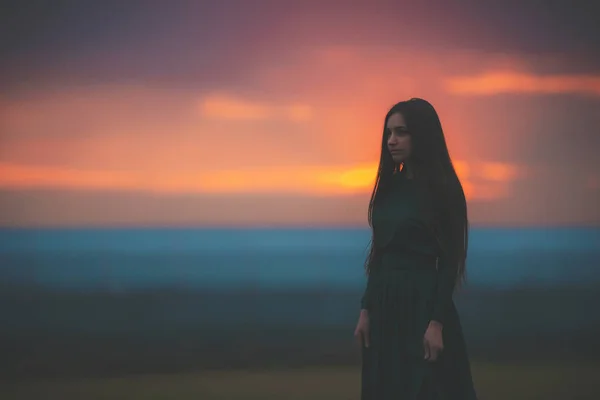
[2,43,593,227]
[0,160,523,201]
[445,72,600,96]
[478,162,521,182]
[0,163,140,191]
[0,85,199,141]
[0,86,324,171]
[452,161,526,201]
[0,162,370,196]
[2,163,596,228]
[199,94,313,122]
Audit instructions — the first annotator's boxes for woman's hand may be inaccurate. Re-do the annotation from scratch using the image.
[423,320,444,361]
[354,309,370,348]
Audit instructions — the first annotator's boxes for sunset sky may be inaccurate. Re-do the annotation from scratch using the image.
[1,0,599,227]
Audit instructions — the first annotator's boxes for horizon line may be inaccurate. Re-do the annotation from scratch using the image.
[1,224,598,230]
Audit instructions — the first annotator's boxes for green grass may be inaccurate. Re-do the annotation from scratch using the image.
[2,362,599,400]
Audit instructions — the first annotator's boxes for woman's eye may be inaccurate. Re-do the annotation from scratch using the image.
[387,128,409,137]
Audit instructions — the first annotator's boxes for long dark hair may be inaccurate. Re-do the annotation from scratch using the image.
[364,98,469,287]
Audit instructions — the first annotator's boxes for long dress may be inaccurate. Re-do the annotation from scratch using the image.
[360,169,478,400]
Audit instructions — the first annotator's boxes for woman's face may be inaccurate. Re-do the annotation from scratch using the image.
[386,112,412,164]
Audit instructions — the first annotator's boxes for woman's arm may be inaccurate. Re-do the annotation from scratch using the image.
[360,275,372,310]
[430,184,466,325]
[360,245,380,311]
[430,246,458,325]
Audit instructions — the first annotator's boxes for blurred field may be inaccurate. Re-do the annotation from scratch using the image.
[2,286,599,377]
[2,228,599,399]
[2,362,599,400]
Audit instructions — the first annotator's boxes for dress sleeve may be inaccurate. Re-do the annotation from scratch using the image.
[361,246,380,310]
[430,185,466,325]
[360,273,372,310]
[430,250,457,324]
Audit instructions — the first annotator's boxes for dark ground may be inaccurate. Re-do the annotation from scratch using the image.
[1,285,599,380]
[1,285,599,399]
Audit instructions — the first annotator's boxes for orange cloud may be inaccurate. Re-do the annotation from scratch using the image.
[467,161,525,200]
[0,48,543,229]
[453,160,470,180]
[465,181,511,201]
[445,72,600,96]
[0,160,520,201]
[199,93,313,121]
[0,162,373,196]
[0,163,140,191]
[478,162,520,182]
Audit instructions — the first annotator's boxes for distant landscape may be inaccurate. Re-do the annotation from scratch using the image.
[1,227,599,382]
[1,227,599,399]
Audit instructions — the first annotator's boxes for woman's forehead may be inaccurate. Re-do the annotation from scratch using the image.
[387,112,406,128]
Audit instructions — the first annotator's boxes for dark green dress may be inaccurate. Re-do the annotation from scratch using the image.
[360,169,478,400]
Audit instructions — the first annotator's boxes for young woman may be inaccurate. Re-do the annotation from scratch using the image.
[355,98,478,399]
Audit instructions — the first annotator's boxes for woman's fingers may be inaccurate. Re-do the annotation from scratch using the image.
[355,328,370,348]
[429,345,439,361]
[424,340,442,361]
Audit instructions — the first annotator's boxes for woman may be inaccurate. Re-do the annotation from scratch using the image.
[355,98,478,399]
